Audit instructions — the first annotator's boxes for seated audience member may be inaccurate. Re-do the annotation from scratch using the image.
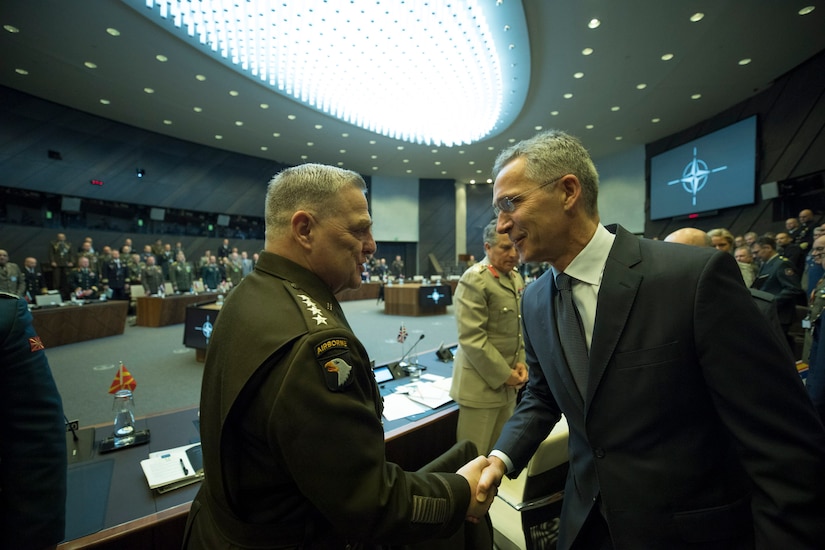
[805,234,825,423]
[22,256,48,300]
[102,249,129,301]
[752,235,806,338]
[68,256,100,300]
[171,252,195,293]
[182,163,493,548]
[141,255,165,295]
[0,292,67,549]
[708,227,756,286]
[0,249,26,297]
[733,245,758,287]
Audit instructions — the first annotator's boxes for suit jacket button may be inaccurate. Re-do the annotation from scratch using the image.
[594,448,606,459]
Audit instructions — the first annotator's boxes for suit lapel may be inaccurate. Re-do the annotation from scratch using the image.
[586,226,643,409]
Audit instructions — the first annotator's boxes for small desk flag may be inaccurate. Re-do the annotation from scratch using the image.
[397,324,407,344]
[109,362,137,394]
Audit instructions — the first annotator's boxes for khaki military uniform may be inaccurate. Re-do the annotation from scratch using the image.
[0,262,26,297]
[182,252,477,549]
[449,258,525,455]
[141,265,165,295]
[48,238,74,293]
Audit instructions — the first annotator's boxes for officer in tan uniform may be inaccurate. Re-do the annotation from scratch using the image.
[0,249,26,297]
[140,255,165,295]
[48,232,74,296]
[449,220,527,456]
[170,252,195,293]
[182,164,494,549]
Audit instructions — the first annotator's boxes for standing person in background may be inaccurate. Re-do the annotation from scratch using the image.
[391,254,405,280]
[171,252,195,293]
[0,249,26,297]
[182,163,493,549]
[22,256,48,301]
[0,292,67,549]
[450,220,527,456]
[475,129,825,549]
[48,232,74,298]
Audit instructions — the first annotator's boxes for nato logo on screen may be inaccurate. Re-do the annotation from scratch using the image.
[649,116,756,220]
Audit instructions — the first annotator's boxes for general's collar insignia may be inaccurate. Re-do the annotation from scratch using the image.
[297,294,328,325]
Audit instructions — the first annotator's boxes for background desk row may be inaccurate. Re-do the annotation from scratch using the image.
[58,350,459,550]
[30,301,129,348]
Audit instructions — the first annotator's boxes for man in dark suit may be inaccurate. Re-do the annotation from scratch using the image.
[476,130,825,549]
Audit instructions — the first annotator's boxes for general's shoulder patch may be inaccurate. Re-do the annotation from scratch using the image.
[315,338,354,391]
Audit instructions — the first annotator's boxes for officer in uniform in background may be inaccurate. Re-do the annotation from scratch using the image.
[200,256,222,291]
[450,220,528,456]
[22,257,48,301]
[68,256,99,300]
[170,252,195,293]
[48,232,74,297]
[752,235,806,338]
[0,249,26,297]
[182,163,493,549]
[141,255,165,295]
[804,234,825,423]
[102,249,129,301]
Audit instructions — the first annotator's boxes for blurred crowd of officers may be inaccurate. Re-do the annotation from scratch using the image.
[0,235,259,304]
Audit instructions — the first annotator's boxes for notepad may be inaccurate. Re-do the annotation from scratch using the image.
[140,443,204,492]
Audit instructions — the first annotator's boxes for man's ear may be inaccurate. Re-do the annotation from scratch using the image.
[560,175,582,209]
[291,211,313,250]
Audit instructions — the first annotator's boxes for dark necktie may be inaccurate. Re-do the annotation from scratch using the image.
[555,272,590,398]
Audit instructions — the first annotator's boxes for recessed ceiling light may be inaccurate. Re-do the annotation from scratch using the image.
[155,54,168,62]
[339,149,347,154]
[371,155,378,159]
[534,126,543,131]
[369,140,376,145]
[14,68,28,75]
[469,161,476,165]
[406,169,413,174]
[574,72,584,79]
[488,146,495,150]
[338,162,345,167]
[403,159,410,163]
[215,135,223,140]
[235,121,243,126]
[3,25,20,33]
[550,110,559,116]
[193,106,202,112]
[689,12,705,22]
[585,124,594,129]
[163,119,173,125]
[301,155,308,160]
[342,133,349,138]
[588,18,601,29]
[287,115,296,120]
[582,48,594,56]
[314,124,323,130]
[397,146,404,150]
[661,53,674,61]
[614,136,623,141]
[475,169,482,174]
[434,161,441,165]
[691,93,702,100]
[610,106,620,111]
[563,93,573,99]
[307,142,314,147]
[260,146,268,151]
[100,98,110,105]
[799,6,816,15]
[84,61,97,69]
[651,117,661,123]
[508,138,516,143]
[459,150,465,154]
[106,28,120,37]
[260,103,269,109]
[486,179,493,184]
[738,58,752,66]
[636,83,647,90]
[431,149,438,153]
[144,88,155,94]
[195,74,206,81]
[229,90,239,97]
[372,167,379,171]
[272,132,280,138]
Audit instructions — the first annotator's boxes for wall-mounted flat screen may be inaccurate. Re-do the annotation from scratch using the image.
[418,284,452,307]
[649,116,757,220]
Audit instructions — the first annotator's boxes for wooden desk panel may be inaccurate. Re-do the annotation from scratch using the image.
[384,283,447,316]
[31,301,129,348]
[136,293,219,327]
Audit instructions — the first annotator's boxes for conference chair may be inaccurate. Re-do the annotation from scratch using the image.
[489,416,569,550]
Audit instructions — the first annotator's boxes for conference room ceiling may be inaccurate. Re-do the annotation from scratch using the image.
[1,1,823,184]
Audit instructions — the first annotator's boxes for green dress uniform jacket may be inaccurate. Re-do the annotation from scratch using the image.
[450,258,525,409]
[0,262,26,297]
[753,254,806,325]
[183,252,475,549]
[141,265,165,295]
[68,267,99,298]
[170,261,194,293]
[0,293,67,548]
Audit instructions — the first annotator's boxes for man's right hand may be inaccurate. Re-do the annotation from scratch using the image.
[476,456,507,504]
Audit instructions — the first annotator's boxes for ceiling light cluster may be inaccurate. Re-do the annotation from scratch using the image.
[128,0,529,147]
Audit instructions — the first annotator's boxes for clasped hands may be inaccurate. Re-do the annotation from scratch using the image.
[506,362,528,390]
[456,455,507,523]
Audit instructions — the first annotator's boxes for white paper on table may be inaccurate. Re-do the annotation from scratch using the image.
[405,382,452,409]
[382,392,429,421]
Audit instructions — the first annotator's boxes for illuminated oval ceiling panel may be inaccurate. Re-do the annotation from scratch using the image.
[126,0,530,147]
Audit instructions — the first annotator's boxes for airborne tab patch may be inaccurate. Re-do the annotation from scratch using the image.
[316,338,354,392]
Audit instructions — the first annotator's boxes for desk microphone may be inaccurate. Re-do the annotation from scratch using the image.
[389,334,425,377]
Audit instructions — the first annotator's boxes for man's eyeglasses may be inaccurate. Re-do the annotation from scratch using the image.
[493,175,566,216]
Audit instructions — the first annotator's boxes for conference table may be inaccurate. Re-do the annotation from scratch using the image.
[383,282,453,316]
[30,300,129,347]
[135,292,220,327]
[58,349,459,550]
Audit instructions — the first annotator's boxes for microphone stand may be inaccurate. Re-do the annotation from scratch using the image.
[389,334,425,378]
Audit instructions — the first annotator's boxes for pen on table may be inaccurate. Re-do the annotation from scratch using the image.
[180,458,189,475]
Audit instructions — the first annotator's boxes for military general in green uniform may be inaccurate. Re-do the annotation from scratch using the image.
[182,164,494,549]
[170,252,195,293]
[450,220,527,456]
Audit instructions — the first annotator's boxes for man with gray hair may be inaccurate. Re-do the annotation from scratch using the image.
[184,163,493,549]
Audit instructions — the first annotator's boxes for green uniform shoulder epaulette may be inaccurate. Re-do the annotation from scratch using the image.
[283,283,338,333]
[0,291,19,300]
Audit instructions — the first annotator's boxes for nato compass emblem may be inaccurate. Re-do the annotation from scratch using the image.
[195,315,214,345]
[667,147,728,206]
[426,288,445,304]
